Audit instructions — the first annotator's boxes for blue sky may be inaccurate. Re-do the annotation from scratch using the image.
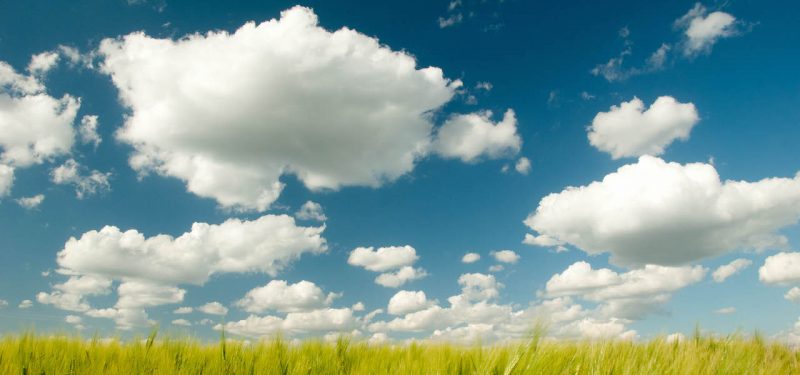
[1,0,799,343]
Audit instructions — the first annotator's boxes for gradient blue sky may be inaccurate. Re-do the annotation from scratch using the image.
[1,0,799,343]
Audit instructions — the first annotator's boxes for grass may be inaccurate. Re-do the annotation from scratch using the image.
[1,329,799,374]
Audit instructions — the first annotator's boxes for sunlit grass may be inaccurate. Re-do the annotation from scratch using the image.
[1,329,798,374]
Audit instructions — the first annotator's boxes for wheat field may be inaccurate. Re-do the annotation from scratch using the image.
[1,330,798,374]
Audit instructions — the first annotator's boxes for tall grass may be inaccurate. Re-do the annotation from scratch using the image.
[1,330,798,374]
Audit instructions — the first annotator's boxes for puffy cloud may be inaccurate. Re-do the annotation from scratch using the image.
[348,246,418,272]
[712,258,752,283]
[760,252,800,286]
[387,290,434,315]
[173,307,193,314]
[0,299,7,308]
[98,6,475,212]
[37,275,112,312]
[458,273,501,302]
[65,314,82,325]
[515,157,531,175]
[78,115,101,148]
[349,246,427,288]
[525,156,800,267]
[236,280,336,313]
[490,250,519,264]
[50,159,111,198]
[461,252,480,263]
[56,215,326,285]
[116,281,185,309]
[545,261,705,320]
[675,3,738,56]
[172,318,192,326]
[0,68,78,168]
[295,201,327,221]
[18,300,33,309]
[432,110,520,162]
[199,302,228,315]
[488,265,504,273]
[0,164,14,197]
[374,266,427,288]
[785,287,800,303]
[86,308,151,330]
[220,308,355,338]
[587,97,699,159]
[40,215,326,329]
[27,52,60,76]
[16,194,44,209]
[352,302,365,311]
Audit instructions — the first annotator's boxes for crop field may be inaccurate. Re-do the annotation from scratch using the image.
[1,331,798,374]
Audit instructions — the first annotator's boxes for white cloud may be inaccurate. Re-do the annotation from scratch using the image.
[199,302,228,315]
[18,300,33,309]
[544,261,706,320]
[348,246,418,272]
[458,273,502,302]
[488,265,504,273]
[236,280,335,313]
[16,194,44,209]
[490,250,519,264]
[714,307,736,315]
[0,299,7,308]
[432,109,520,163]
[172,318,192,326]
[374,266,427,288]
[514,157,531,175]
[0,62,78,168]
[78,115,101,148]
[438,13,463,28]
[760,252,800,286]
[27,52,60,76]
[0,164,12,197]
[86,308,152,330]
[587,96,699,159]
[37,275,112,312]
[712,258,752,283]
[785,287,800,303]
[51,159,111,198]
[461,253,480,263]
[98,6,473,212]
[173,306,193,314]
[525,156,800,267]
[295,201,327,221]
[675,4,738,56]
[387,290,434,315]
[65,314,82,325]
[352,302,365,311]
[116,281,185,309]
[220,308,355,338]
[40,215,326,329]
[56,215,326,285]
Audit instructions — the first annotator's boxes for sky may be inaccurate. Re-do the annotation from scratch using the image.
[0,0,799,344]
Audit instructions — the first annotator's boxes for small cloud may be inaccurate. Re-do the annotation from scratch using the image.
[515,157,531,175]
[438,13,464,28]
[462,253,480,263]
[18,300,33,309]
[16,194,44,209]
[198,302,228,316]
[714,307,736,315]
[295,201,327,221]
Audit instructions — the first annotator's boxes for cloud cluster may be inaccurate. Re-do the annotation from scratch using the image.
[51,159,111,198]
[348,246,427,288]
[236,280,338,313]
[98,6,517,212]
[525,156,800,267]
[38,215,327,329]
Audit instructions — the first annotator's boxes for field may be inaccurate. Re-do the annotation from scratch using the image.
[1,331,799,374]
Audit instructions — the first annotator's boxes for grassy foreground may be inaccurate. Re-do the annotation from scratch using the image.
[1,332,799,374]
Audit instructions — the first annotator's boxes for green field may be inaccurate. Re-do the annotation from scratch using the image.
[1,331,798,374]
